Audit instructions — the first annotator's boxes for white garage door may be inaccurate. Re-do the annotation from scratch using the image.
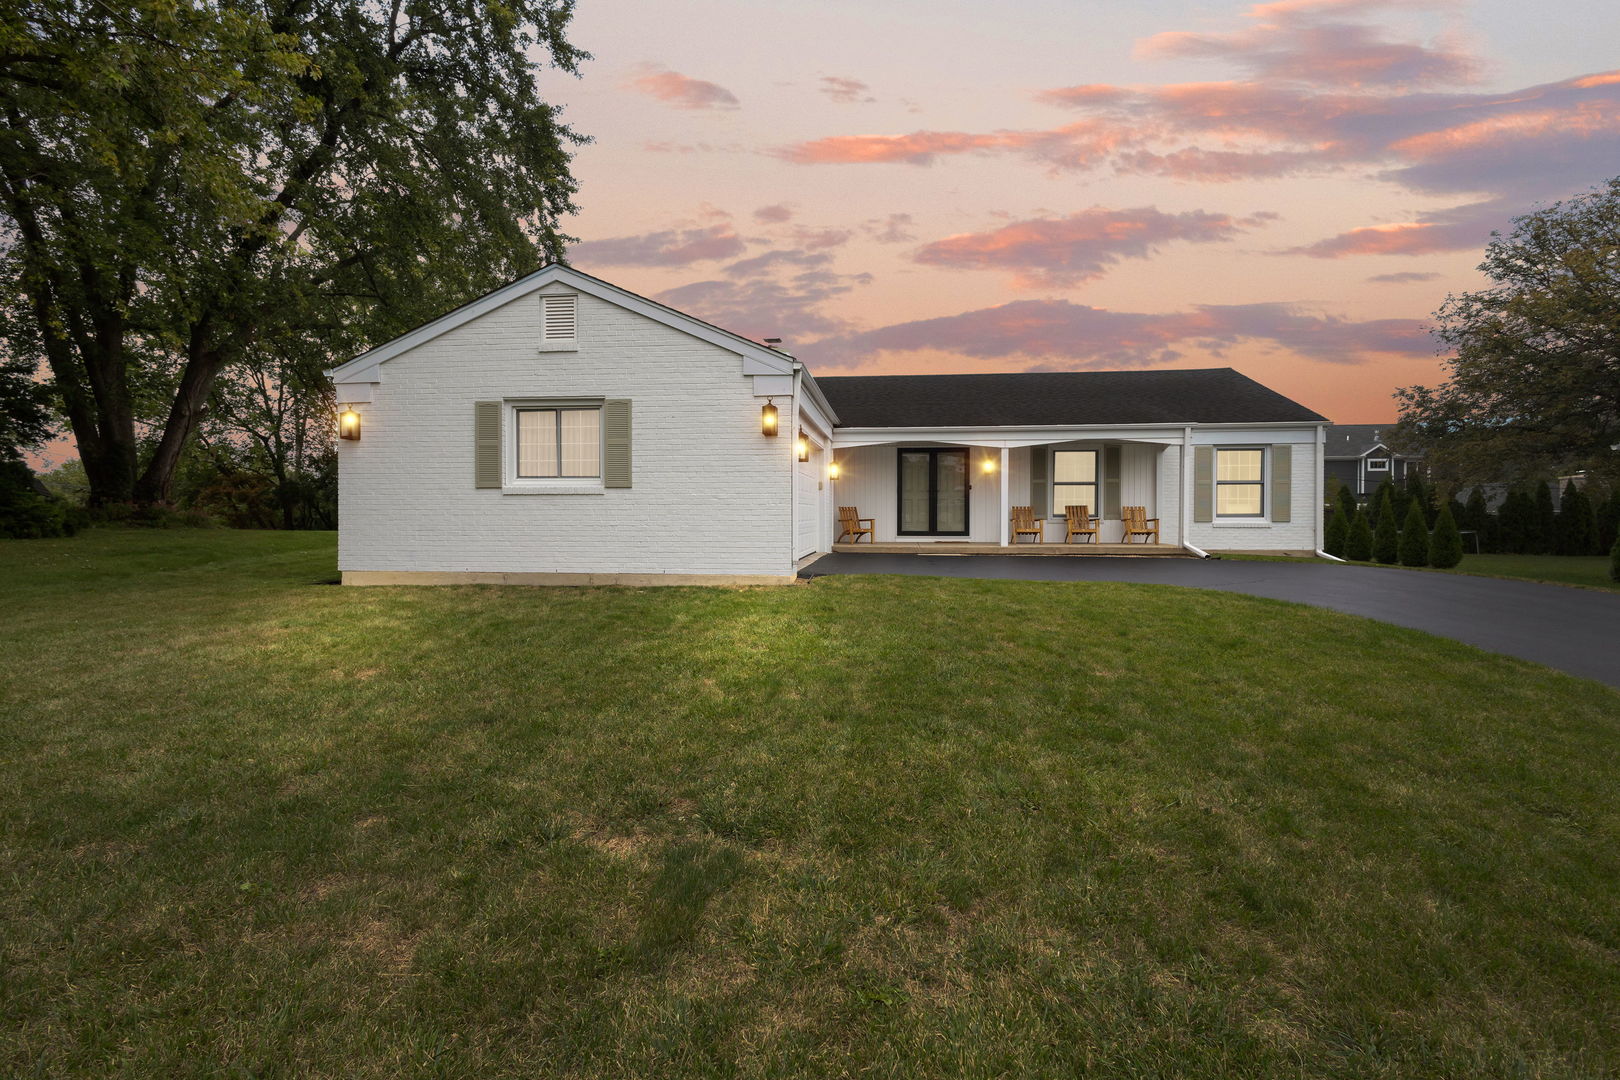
[796,437,825,560]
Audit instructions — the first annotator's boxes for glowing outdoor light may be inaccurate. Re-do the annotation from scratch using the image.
[828,460,841,480]
[981,456,997,473]
[796,430,809,462]
[761,400,779,436]
[338,408,362,441]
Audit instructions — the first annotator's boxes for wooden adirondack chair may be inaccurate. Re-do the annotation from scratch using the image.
[837,506,876,543]
[1063,505,1099,543]
[1010,505,1044,544]
[1121,505,1160,544]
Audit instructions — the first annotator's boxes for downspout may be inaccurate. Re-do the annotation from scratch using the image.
[1181,425,1211,558]
[1313,422,1341,561]
[789,363,802,574]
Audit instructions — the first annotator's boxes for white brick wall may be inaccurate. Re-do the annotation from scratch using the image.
[1187,435,1321,553]
[337,286,797,576]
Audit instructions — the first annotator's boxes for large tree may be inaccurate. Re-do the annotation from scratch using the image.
[1393,179,1620,486]
[0,0,587,505]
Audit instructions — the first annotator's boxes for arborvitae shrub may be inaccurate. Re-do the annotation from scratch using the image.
[1373,490,1400,564]
[1337,484,1358,523]
[1429,503,1463,568]
[1558,482,1599,555]
[1597,488,1620,552]
[1533,481,1556,554]
[1399,499,1429,566]
[1406,473,1432,527]
[1324,508,1348,557]
[1345,505,1373,561]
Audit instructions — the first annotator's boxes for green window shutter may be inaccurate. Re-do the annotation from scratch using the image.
[1029,446,1049,518]
[474,401,501,489]
[1193,445,1214,522]
[1270,444,1292,522]
[1102,444,1122,519]
[603,399,632,488]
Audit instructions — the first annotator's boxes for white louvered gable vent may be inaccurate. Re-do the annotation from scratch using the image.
[538,293,578,351]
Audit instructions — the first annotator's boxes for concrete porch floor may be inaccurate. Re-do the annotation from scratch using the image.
[831,542,1197,557]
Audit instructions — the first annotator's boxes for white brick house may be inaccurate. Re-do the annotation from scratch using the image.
[327,265,1329,585]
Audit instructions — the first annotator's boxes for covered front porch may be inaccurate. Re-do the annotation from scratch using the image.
[830,541,1195,557]
[828,429,1189,552]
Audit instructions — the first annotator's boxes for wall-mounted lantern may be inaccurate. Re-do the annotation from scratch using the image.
[796,430,809,462]
[981,455,996,474]
[828,460,841,480]
[761,399,779,437]
[338,408,362,441]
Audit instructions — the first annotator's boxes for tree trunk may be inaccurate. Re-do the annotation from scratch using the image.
[134,329,227,505]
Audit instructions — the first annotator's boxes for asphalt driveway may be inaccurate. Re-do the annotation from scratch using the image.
[800,553,1620,690]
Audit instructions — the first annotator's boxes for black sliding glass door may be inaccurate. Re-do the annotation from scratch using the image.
[898,448,969,535]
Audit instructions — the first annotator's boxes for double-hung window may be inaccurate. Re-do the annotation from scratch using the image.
[1215,448,1265,517]
[516,407,601,478]
[1052,449,1098,515]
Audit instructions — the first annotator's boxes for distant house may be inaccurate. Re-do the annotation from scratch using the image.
[1323,424,1424,498]
[325,264,1330,585]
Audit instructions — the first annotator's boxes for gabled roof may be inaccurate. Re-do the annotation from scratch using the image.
[324,263,795,382]
[815,368,1326,428]
[1324,423,1419,459]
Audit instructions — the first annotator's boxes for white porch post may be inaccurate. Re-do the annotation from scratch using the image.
[998,445,1010,546]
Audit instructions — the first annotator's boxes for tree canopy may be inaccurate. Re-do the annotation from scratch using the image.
[1393,178,1620,486]
[0,0,588,504]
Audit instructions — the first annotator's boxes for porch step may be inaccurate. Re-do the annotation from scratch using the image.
[831,542,1199,558]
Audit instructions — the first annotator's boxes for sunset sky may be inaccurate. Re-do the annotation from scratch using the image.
[546,0,1620,422]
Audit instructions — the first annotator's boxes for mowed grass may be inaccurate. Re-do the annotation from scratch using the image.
[1222,550,1619,591]
[2,530,1618,1079]
[1448,553,1619,591]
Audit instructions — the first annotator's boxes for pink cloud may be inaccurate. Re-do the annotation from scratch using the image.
[776,119,1142,170]
[802,299,1431,371]
[569,224,745,267]
[657,268,874,342]
[864,213,917,243]
[1367,271,1441,283]
[912,206,1272,287]
[790,225,854,250]
[819,76,875,104]
[1136,0,1482,91]
[628,67,740,110]
[753,204,794,224]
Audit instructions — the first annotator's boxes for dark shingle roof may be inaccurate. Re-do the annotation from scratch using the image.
[814,368,1326,428]
[1324,424,1388,458]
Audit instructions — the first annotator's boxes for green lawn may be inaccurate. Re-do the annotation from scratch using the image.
[1445,553,1619,590]
[1222,550,1620,590]
[2,530,1618,1079]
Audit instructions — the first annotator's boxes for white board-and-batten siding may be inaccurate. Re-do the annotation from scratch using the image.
[336,285,800,579]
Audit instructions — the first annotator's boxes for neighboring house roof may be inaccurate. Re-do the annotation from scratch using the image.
[1323,423,1421,459]
[815,368,1327,428]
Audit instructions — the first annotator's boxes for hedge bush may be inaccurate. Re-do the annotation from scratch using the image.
[1345,505,1373,561]
[1399,499,1429,566]
[1429,503,1463,569]
[1373,490,1399,564]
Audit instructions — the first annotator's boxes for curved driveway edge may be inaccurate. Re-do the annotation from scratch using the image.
[800,553,1620,690]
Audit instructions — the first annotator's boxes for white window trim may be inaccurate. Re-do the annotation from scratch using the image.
[502,398,605,495]
[1366,457,1390,471]
[1214,445,1267,521]
[1051,447,1101,517]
